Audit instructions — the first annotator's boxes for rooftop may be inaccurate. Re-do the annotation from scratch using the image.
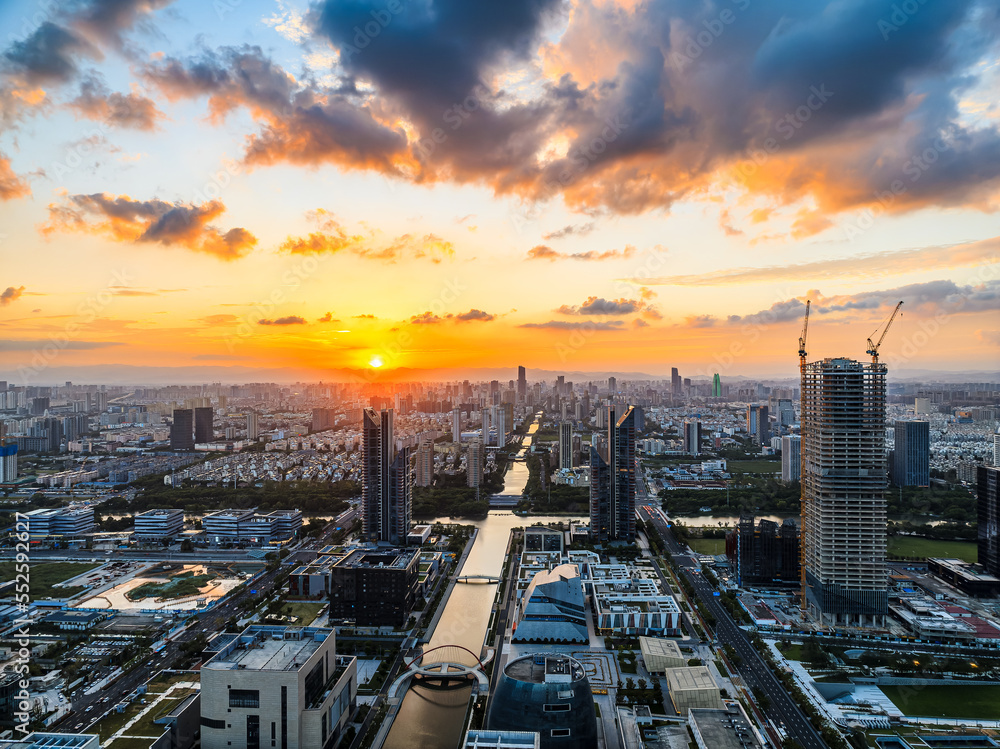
[639,636,683,659]
[334,547,419,569]
[689,705,763,749]
[666,666,718,692]
[203,626,331,672]
[505,654,585,684]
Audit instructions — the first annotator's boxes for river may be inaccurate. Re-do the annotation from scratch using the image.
[382,415,585,748]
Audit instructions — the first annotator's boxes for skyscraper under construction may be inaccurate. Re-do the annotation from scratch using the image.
[802,357,888,627]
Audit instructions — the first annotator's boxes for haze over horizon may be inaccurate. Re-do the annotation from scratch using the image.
[2,0,999,381]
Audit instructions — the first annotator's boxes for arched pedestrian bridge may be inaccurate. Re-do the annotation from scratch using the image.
[388,645,489,698]
[456,574,501,584]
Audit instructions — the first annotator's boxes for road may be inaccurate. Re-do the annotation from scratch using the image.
[641,507,829,749]
[49,518,356,734]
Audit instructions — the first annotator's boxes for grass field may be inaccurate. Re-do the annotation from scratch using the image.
[727,460,781,474]
[779,643,804,661]
[127,572,214,601]
[887,536,977,563]
[282,601,326,625]
[687,537,726,555]
[0,561,100,599]
[881,685,1000,719]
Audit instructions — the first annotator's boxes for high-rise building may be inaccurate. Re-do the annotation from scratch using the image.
[747,404,769,445]
[246,410,259,440]
[0,444,17,483]
[777,398,795,429]
[993,433,1000,467]
[608,376,617,393]
[200,625,357,749]
[414,438,434,488]
[194,406,214,443]
[559,421,573,470]
[978,466,999,577]
[892,420,930,487]
[671,368,681,393]
[467,438,485,488]
[590,405,637,543]
[170,408,194,451]
[517,365,527,401]
[914,397,931,415]
[361,408,411,545]
[452,407,461,443]
[683,420,702,456]
[802,358,887,627]
[781,435,801,482]
[712,373,722,397]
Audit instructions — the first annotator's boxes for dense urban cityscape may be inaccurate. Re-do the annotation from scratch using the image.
[2,0,1000,748]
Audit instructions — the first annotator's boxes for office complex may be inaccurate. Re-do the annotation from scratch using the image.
[414,438,434,488]
[328,548,419,626]
[802,358,888,626]
[194,406,214,443]
[361,408,411,545]
[200,625,357,749]
[781,435,800,482]
[589,405,637,543]
[170,408,194,451]
[203,510,302,546]
[134,508,185,541]
[22,506,95,540]
[892,420,930,487]
[979,466,999,577]
[487,654,598,749]
[683,420,702,456]
[558,421,573,470]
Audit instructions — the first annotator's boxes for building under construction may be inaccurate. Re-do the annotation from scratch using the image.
[726,515,799,586]
[801,357,888,627]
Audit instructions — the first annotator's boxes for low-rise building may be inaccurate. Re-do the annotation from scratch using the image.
[200,625,357,749]
[22,506,95,540]
[639,636,686,673]
[134,509,185,541]
[927,557,1000,597]
[203,509,302,547]
[41,610,108,631]
[689,704,763,749]
[512,564,588,644]
[665,667,724,714]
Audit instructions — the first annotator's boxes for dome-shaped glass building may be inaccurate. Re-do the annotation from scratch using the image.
[487,653,598,749]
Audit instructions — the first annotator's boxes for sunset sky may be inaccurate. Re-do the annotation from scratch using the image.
[1,0,998,383]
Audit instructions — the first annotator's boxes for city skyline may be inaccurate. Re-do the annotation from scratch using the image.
[1,0,999,381]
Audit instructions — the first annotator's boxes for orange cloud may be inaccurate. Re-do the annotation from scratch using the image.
[40,193,257,259]
[0,154,31,200]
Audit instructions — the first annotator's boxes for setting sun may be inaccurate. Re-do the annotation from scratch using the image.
[369,356,384,368]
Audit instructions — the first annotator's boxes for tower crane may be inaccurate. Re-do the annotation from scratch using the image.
[798,300,810,612]
[866,301,903,364]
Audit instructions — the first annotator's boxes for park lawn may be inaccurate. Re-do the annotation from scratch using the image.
[90,701,147,741]
[282,601,327,625]
[127,573,214,601]
[687,538,726,556]
[887,536,977,563]
[146,672,193,693]
[727,460,781,474]
[881,685,1000,720]
[779,643,805,661]
[128,689,198,737]
[0,561,100,599]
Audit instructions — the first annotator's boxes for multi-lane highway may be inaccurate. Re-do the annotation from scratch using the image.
[641,507,829,749]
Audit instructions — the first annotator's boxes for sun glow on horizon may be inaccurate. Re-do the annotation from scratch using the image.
[369,356,384,368]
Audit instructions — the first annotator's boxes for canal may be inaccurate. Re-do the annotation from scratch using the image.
[382,415,583,748]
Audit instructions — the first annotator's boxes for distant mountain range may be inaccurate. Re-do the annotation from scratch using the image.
[2,363,998,386]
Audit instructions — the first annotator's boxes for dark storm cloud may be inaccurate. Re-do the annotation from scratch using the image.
[3,22,99,84]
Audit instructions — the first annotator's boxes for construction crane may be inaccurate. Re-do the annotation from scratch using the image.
[798,300,810,612]
[866,301,903,364]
